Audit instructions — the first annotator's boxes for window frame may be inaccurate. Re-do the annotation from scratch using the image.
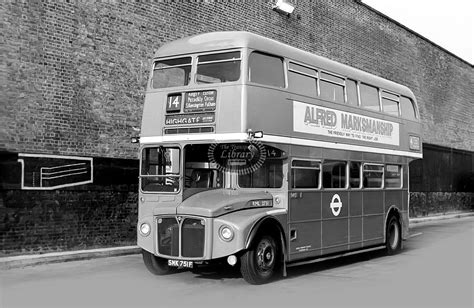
[151,56,193,89]
[359,83,381,112]
[400,96,418,120]
[384,164,403,189]
[287,61,319,97]
[248,51,285,88]
[345,78,359,106]
[290,158,322,190]
[195,50,242,84]
[349,161,362,189]
[381,90,400,117]
[318,70,346,104]
[237,157,284,189]
[139,145,182,194]
[322,159,348,190]
[362,163,384,189]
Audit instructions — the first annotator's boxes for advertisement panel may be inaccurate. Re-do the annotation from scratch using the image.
[293,101,399,146]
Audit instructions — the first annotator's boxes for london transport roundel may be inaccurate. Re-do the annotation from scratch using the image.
[330,194,343,216]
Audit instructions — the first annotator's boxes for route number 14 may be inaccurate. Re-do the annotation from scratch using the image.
[166,95,182,112]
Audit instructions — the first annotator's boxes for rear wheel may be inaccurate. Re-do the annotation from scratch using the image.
[240,235,279,285]
[142,249,173,275]
[385,216,402,255]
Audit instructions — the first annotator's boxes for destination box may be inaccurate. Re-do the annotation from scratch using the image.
[184,90,217,112]
[165,112,215,126]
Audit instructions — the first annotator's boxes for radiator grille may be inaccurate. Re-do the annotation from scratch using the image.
[182,218,205,258]
[157,217,179,257]
[156,216,205,258]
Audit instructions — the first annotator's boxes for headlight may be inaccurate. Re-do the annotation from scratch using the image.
[219,225,234,242]
[139,222,151,236]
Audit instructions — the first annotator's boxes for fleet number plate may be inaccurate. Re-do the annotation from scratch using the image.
[168,260,193,268]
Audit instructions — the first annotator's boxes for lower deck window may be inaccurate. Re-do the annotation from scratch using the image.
[363,164,384,188]
[349,162,361,188]
[385,165,402,188]
[239,160,283,188]
[323,160,347,188]
[292,160,320,189]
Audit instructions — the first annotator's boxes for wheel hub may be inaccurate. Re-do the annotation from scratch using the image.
[256,240,275,271]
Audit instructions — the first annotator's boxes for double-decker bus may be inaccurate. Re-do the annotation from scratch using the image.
[136,31,422,284]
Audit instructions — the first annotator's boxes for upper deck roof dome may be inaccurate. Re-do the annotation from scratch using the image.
[155,31,415,99]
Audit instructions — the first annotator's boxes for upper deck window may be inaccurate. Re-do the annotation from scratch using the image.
[400,96,417,120]
[288,62,318,97]
[346,79,358,106]
[152,57,192,89]
[319,72,345,104]
[249,52,285,88]
[381,91,400,117]
[196,51,241,84]
[360,83,380,112]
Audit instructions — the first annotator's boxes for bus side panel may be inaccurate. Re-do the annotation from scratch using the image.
[362,191,385,245]
[321,191,349,255]
[349,191,363,250]
[215,85,244,133]
[385,190,404,212]
[288,222,322,260]
[289,191,321,221]
[288,191,322,261]
[246,86,291,136]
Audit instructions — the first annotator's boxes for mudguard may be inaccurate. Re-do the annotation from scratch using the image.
[211,207,287,259]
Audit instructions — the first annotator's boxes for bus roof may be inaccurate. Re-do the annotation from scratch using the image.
[155,31,415,99]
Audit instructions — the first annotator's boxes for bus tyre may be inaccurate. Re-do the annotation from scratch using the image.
[142,249,173,275]
[385,216,402,255]
[240,235,279,285]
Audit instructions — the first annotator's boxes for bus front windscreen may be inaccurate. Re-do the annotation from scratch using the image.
[141,147,180,192]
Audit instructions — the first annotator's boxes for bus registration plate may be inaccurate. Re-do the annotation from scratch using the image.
[168,260,193,268]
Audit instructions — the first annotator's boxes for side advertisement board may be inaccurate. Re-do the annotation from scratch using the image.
[293,101,400,146]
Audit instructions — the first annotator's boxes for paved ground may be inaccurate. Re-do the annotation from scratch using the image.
[1,217,473,308]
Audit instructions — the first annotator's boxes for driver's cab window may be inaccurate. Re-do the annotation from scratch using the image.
[184,144,223,194]
[140,147,180,192]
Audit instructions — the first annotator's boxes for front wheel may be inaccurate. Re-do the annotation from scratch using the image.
[240,235,279,285]
[385,216,402,255]
[142,249,173,275]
